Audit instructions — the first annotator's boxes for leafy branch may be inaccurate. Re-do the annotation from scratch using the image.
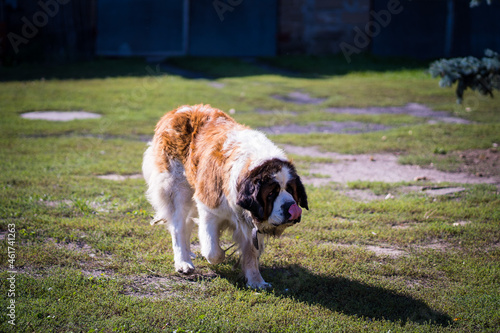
[469,0,493,7]
[429,49,500,104]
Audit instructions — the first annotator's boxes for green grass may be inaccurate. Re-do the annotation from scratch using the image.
[0,57,499,332]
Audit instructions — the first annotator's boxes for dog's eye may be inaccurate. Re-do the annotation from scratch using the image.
[267,188,280,199]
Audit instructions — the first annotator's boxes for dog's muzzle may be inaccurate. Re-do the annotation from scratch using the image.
[252,202,303,250]
[280,201,302,224]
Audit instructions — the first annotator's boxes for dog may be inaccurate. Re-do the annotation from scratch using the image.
[142,104,308,289]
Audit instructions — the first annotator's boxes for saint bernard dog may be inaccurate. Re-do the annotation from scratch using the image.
[142,104,308,289]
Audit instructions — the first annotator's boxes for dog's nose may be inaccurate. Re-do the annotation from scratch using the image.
[282,201,302,222]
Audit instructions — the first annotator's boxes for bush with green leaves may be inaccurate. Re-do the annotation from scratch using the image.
[469,0,493,7]
[429,49,500,104]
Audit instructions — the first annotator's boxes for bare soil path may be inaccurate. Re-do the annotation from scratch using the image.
[281,144,500,187]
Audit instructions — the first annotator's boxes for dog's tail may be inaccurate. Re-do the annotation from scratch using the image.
[142,142,154,184]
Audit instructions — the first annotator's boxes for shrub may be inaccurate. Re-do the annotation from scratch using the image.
[429,49,500,104]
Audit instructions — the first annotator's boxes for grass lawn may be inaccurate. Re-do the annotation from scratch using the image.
[0,57,499,332]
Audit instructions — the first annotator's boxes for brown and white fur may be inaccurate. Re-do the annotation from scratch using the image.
[142,104,308,289]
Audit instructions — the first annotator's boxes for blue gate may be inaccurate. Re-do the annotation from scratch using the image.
[96,0,187,56]
[96,0,276,57]
[189,0,276,56]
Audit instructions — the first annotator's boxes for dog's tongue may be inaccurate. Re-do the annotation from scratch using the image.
[288,203,302,221]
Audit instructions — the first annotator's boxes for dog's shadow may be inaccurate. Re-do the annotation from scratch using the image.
[214,263,451,326]
[264,265,451,326]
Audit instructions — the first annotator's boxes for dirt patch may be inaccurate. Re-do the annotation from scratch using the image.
[97,174,143,181]
[21,111,102,121]
[418,242,450,252]
[260,121,391,135]
[207,82,225,89]
[39,199,112,213]
[81,269,115,279]
[343,189,385,202]
[122,272,216,299]
[454,148,500,177]
[321,240,465,258]
[255,109,298,116]
[282,145,500,186]
[272,91,327,105]
[422,187,466,196]
[50,238,111,261]
[257,103,470,134]
[343,186,468,202]
[324,103,470,124]
[40,200,73,207]
[122,275,183,299]
[56,240,95,255]
[452,220,472,227]
[80,269,197,299]
[392,224,412,230]
[320,242,407,258]
[365,245,407,258]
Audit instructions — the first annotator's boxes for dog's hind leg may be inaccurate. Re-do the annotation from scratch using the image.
[185,206,198,259]
[167,196,196,274]
[144,153,195,274]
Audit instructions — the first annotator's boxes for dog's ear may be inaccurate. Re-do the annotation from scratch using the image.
[237,177,264,221]
[294,176,309,210]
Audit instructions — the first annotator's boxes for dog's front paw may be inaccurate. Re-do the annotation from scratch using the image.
[175,261,195,275]
[246,280,272,290]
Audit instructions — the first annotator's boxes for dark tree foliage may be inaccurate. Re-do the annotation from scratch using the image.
[469,0,492,7]
[429,49,500,104]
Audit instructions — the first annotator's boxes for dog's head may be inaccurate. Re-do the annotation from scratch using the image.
[236,158,308,235]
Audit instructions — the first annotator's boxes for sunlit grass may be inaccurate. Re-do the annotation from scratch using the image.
[0,57,499,332]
